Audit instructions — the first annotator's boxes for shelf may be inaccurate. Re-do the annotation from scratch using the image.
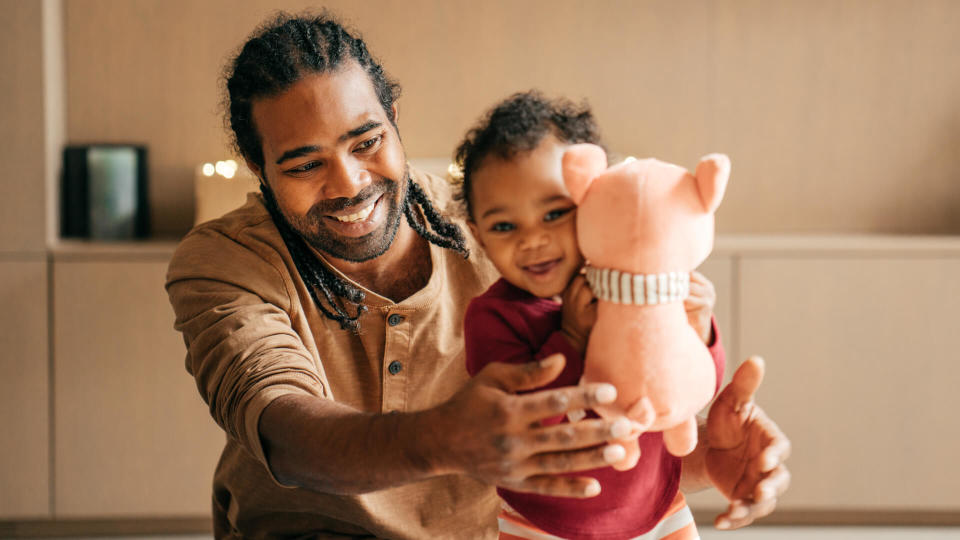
[50,239,179,261]
[713,234,960,256]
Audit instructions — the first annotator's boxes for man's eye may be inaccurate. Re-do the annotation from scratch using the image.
[544,207,573,222]
[355,135,382,153]
[287,161,322,174]
[490,222,515,232]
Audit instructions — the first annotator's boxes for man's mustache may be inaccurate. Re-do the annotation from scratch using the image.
[307,177,398,217]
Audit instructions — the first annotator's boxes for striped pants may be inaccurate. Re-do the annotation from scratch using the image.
[498,492,698,540]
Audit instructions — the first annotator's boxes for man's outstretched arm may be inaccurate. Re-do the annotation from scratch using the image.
[260,354,643,497]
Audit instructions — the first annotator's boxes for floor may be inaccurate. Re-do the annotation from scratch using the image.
[699,526,960,539]
[55,528,960,540]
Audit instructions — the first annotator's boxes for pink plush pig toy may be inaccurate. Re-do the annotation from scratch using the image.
[562,144,730,459]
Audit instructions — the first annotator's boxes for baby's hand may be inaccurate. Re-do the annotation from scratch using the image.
[560,274,597,353]
[684,271,716,344]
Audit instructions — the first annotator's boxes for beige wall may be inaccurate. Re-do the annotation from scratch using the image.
[1,0,49,252]
[63,0,960,238]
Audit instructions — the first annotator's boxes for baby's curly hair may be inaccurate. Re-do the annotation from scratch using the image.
[454,90,603,218]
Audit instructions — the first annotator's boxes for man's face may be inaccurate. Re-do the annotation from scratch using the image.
[250,62,407,262]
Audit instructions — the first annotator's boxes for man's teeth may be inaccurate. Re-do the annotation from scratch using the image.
[334,202,375,223]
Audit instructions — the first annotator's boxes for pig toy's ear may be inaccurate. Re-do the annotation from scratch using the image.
[562,144,607,204]
[694,153,731,213]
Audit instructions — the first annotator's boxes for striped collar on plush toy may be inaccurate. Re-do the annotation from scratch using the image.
[584,266,690,305]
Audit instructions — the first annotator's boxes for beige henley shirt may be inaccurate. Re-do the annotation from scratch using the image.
[166,170,501,539]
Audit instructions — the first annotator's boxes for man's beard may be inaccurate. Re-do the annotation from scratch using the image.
[284,171,408,263]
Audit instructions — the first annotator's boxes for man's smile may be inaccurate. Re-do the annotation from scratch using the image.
[327,194,382,224]
[320,193,388,238]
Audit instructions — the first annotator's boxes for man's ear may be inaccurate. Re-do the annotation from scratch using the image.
[391,102,399,125]
[466,220,484,249]
[244,158,267,188]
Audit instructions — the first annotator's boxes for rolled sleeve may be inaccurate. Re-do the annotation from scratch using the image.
[166,227,324,479]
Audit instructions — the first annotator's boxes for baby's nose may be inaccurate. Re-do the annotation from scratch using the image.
[520,229,550,250]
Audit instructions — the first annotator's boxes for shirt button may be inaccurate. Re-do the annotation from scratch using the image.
[388,361,403,375]
[387,314,405,326]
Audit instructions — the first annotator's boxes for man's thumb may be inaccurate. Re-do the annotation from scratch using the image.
[484,353,567,392]
[726,356,765,408]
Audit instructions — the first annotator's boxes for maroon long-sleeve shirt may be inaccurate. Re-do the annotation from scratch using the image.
[465,278,725,540]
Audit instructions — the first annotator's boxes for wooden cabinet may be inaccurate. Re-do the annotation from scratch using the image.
[0,258,50,519]
[51,249,223,517]
[689,237,960,516]
[3,236,958,525]
[738,254,960,510]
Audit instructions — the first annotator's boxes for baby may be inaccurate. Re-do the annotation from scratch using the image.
[455,91,725,540]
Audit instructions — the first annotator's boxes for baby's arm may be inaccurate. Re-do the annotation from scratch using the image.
[685,270,717,345]
[559,274,597,354]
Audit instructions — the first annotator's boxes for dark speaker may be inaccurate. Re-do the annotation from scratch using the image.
[61,145,149,239]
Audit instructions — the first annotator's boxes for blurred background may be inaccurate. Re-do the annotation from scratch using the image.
[1,0,958,537]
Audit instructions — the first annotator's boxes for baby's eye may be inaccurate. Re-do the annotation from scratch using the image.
[490,222,515,232]
[544,207,574,222]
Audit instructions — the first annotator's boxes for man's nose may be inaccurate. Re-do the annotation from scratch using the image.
[324,156,372,200]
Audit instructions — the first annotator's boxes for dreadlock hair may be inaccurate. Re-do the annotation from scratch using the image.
[453,90,604,219]
[224,12,467,331]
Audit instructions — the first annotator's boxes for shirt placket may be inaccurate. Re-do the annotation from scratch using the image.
[381,308,412,413]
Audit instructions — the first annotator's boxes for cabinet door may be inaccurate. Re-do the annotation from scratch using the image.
[0,259,49,518]
[53,259,223,517]
[738,256,960,510]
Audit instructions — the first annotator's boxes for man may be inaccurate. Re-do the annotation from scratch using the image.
[166,12,790,539]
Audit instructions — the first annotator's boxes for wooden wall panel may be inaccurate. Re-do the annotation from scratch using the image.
[53,258,223,517]
[713,0,960,235]
[0,259,50,518]
[0,0,48,252]
[64,0,960,237]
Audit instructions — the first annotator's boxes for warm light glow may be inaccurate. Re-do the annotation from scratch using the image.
[202,163,215,177]
[624,156,637,164]
[215,160,239,179]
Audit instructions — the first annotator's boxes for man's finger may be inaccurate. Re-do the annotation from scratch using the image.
[501,474,602,499]
[716,496,777,530]
[480,354,567,392]
[721,356,765,409]
[756,428,792,471]
[513,381,618,420]
[517,443,628,478]
[754,465,791,502]
[526,417,641,454]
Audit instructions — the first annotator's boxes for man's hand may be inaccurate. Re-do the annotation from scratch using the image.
[560,274,597,353]
[705,356,792,529]
[685,271,716,344]
[426,354,641,498]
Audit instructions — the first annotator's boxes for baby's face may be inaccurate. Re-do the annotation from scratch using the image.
[468,135,584,298]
